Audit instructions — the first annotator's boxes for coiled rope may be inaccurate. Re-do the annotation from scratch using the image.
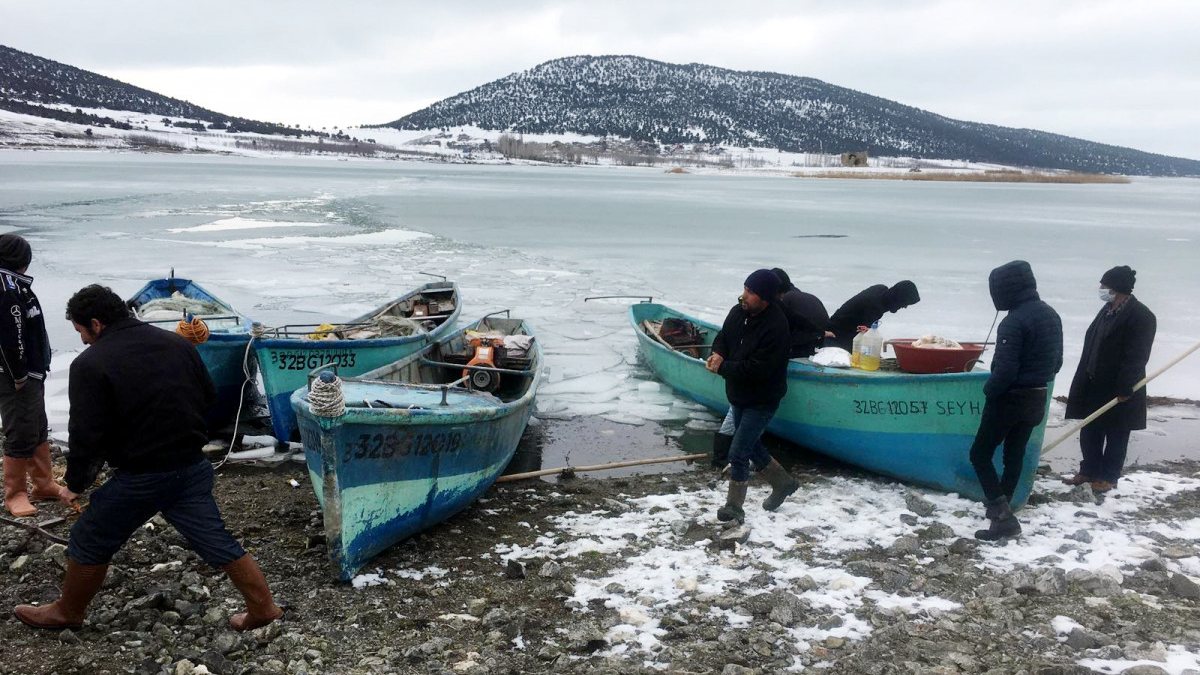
[176,315,210,344]
[308,371,346,418]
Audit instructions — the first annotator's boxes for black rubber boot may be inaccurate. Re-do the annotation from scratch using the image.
[759,458,800,511]
[974,497,1021,541]
[716,481,748,523]
[711,432,732,469]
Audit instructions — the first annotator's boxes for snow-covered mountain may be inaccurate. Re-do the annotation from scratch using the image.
[381,55,1200,177]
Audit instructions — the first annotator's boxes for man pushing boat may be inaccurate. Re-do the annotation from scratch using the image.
[13,285,282,632]
[706,269,800,523]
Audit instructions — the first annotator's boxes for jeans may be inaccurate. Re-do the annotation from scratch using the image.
[728,404,775,482]
[68,458,246,566]
[1079,424,1132,483]
[969,388,1047,502]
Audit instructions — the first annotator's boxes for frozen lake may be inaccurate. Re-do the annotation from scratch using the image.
[1,150,1197,466]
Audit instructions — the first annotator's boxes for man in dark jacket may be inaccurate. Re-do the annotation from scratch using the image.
[825,281,920,351]
[14,285,282,632]
[0,233,65,517]
[707,269,799,523]
[771,268,828,358]
[970,261,1063,541]
[1063,266,1155,493]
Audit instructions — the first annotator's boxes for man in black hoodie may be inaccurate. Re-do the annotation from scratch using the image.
[825,281,920,351]
[0,233,65,517]
[970,261,1063,541]
[14,285,282,633]
[707,269,799,523]
[771,268,828,358]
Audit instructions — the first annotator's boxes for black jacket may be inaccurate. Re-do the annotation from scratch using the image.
[65,318,215,493]
[0,268,52,385]
[778,288,828,358]
[712,302,790,408]
[984,261,1064,399]
[1065,296,1155,430]
[826,284,889,351]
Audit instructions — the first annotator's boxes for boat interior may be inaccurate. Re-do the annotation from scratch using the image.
[133,290,244,330]
[272,286,458,340]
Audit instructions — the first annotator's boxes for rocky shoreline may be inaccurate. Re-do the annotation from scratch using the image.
[3,449,1199,675]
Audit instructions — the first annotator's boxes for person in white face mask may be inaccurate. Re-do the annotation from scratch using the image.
[1063,265,1157,493]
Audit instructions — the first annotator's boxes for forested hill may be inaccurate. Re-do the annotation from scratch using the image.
[381,55,1200,176]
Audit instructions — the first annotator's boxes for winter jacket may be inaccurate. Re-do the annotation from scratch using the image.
[65,318,215,493]
[712,301,790,408]
[778,288,828,358]
[826,285,888,351]
[0,268,51,386]
[1065,296,1155,430]
[984,261,1064,399]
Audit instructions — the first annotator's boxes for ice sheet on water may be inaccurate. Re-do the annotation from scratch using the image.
[168,217,327,233]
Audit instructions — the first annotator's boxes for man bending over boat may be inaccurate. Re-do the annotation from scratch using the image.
[13,285,282,632]
[969,261,1062,541]
[824,280,920,351]
[706,269,799,523]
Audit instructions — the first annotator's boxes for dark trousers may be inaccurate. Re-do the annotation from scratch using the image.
[0,376,48,458]
[68,458,245,566]
[969,389,1047,502]
[1079,424,1132,483]
[728,404,775,482]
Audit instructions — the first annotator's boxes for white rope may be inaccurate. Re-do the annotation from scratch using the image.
[309,374,346,418]
[211,330,260,470]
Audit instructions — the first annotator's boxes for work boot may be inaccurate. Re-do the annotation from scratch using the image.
[222,554,283,631]
[3,455,37,517]
[759,458,800,511]
[1061,473,1091,486]
[974,497,1021,541]
[716,481,749,524]
[13,559,109,629]
[1090,480,1116,493]
[711,432,732,469]
[29,442,66,502]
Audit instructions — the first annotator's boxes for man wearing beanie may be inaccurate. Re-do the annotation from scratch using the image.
[825,280,920,351]
[706,269,799,523]
[0,233,65,517]
[1063,265,1156,493]
[970,261,1062,541]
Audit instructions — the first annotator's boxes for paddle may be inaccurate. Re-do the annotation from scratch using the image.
[1041,339,1200,457]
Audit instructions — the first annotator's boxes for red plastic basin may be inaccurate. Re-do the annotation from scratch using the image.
[890,339,986,374]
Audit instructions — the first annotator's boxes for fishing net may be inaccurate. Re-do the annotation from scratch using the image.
[137,292,225,321]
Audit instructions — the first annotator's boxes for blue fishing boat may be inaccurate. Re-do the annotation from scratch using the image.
[255,281,461,443]
[291,313,540,580]
[128,274,255,431]
[630,303,1048,506]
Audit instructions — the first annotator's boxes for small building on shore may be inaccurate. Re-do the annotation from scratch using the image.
[841,151,869,167]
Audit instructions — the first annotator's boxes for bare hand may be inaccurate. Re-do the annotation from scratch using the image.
[1117,395,1130,403]
[706,354,724,373]
[58,488,79,506]
[823,331,835,338]
[14,379,25,391]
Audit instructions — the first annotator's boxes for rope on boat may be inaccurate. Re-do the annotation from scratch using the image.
[309,371,346,418]
[212,322,265,470]
[175,314,211,344]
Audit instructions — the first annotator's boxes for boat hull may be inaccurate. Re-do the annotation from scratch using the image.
[630,303,1047,505]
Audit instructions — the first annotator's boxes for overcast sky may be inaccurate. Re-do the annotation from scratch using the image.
[3,0,1197,159]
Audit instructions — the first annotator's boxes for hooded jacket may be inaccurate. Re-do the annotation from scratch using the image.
[984,261,1063,398]
[825,281,918,351]
[0,268,52,385]
[712,301,790,408]
[1065,296,1155,429]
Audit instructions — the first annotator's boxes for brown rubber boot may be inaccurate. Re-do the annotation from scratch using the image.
[3,455,37,517]
[222,554,283,631]
[716,480,749,523]
[29,442,66,502]
[13,559,109,629]
[1061,473,1091,486]
[759,458,800,511]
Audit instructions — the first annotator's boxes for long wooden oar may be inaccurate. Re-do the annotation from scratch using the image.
[1041,339,1200,456]
[496,453,708,483]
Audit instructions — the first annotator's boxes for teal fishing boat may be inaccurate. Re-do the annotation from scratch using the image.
[630,303,1048,506]
[128,274,255,431]
[256,281,460,443]
[292,313,540,580]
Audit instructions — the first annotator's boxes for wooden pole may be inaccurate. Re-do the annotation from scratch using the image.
[496,453,708,483]
[1041,339,1200,456]
[0,515,68,545]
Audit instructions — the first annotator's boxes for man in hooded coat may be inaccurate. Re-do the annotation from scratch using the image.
[824,281,920,351]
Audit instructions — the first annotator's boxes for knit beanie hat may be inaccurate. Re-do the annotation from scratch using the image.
[744,268,781,300]
[1100,265,1136,294]
[0,234,32,272]
[771,268,794,292]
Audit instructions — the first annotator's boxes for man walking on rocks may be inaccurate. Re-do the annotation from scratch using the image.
[13,285,282,632]
[1063,265,1156,493]
[706,269,799,523]
[969,261,1062,541]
